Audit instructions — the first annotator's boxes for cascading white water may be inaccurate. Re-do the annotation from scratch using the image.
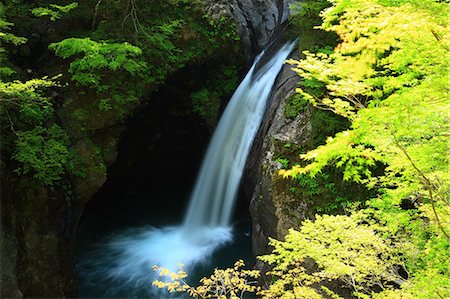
[183,40,297,233]
[77,40,296,297]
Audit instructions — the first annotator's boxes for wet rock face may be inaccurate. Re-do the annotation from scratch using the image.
[230,0,293,61]
[244,50,314,259]
[201,0,294,62]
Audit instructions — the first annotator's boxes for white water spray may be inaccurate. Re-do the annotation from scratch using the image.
[77,40,296,297]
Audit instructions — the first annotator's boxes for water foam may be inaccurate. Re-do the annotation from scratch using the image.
[77,226,232,297]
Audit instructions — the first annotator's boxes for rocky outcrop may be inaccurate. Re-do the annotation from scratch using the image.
[1,90,124,298]
[1,174,76,298]
[202,0,295,62]
[230,0,293,61]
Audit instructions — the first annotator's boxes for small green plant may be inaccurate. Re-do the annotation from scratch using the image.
[97,99,113,111]
[72,109,87,122]
[275,157,290,169]
[191,64,241,125]
[194,14,240,45]
[284,93,309,119]
[0,15,27,78]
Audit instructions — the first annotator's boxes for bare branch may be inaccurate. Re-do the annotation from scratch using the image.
[91,0,103,30]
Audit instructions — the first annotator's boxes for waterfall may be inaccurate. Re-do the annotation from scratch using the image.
[76,40,297,298]
[183,40,297,232]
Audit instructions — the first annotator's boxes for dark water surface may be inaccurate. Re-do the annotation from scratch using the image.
[74,158,254,298]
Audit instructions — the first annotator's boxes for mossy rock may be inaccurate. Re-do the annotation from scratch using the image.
[284,93,309,119]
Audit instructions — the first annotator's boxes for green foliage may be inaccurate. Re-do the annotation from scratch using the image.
[214,65,240,95]
[0,75,82,185]
[259,214,402,298]
[309,109,349,149]
[13,125,70,185]
[49,38,145,85]
[0,8,26,78]
[279,0,450,297]
[49,38,148,115]
[288,0,338,55]
[0,20,26,45]
[195,14,240,44]
[287,169,370,214]
[283,0,450,222]
[31,2,78,21]
[275,157,289,169]
[191,88,220,124]
[2,0,242,188]
[0,77,57,124]
[259,208,450,298]
[0,14,82,186]
[90,0,240,85]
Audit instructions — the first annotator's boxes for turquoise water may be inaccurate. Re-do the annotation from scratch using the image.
[74,187,253,298]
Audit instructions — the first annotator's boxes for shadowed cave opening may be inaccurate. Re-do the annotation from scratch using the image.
[74,60,254,298]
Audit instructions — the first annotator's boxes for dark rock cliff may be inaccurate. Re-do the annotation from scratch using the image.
[1,172,77,297]
[203,0,294,62]
[0,1,297,297]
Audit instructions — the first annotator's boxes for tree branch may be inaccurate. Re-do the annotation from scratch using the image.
[392,133,450,241]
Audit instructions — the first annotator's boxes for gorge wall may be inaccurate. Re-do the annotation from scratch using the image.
[0,0,299,297]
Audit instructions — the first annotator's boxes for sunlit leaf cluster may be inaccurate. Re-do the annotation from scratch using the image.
[0,6,26,78]
[275,0,450,297]
[259,208,449,298]
[283,0,450,232]
[153,260,260,299]
[259,214,403,298]
[49,38,146,86]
